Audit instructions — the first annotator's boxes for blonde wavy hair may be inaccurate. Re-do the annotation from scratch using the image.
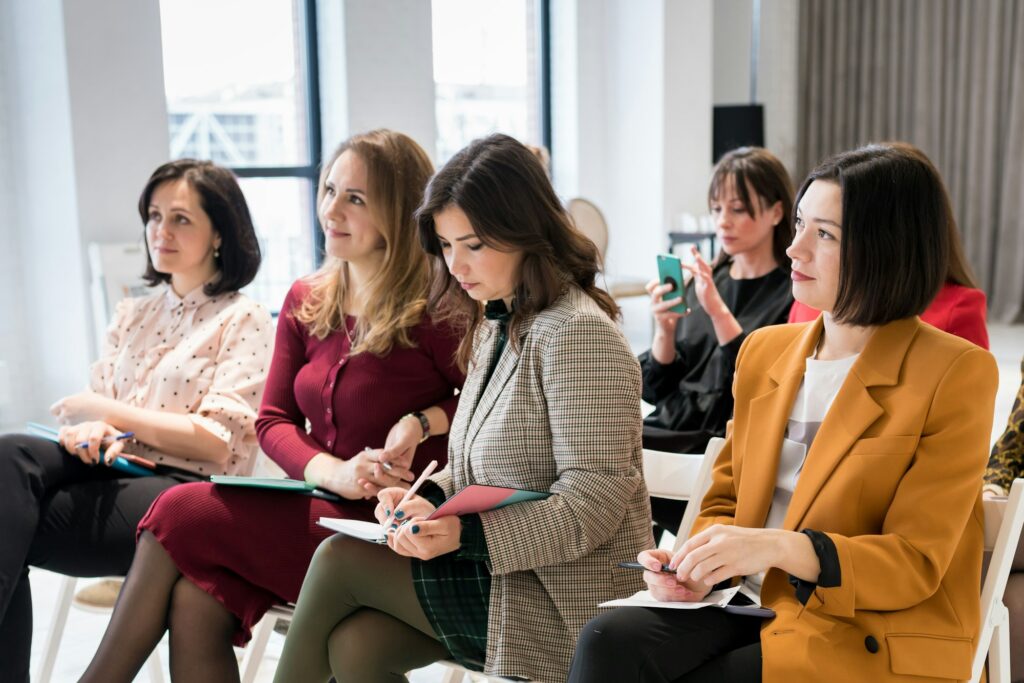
[294,130,435,355]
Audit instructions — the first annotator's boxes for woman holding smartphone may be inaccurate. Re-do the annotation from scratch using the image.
[0,159,272,681]
[271,134,653,683]
[569,143,999,682]
[642,147,795,536]
[81,130,464,682]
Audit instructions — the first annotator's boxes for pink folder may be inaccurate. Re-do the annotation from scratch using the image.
[426,484,549,519]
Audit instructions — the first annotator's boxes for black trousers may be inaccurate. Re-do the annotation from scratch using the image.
[568,605,762,683]
[0,433,201,682]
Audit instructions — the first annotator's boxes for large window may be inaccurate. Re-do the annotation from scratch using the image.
[159,0,321,312]
[431,0,548,163]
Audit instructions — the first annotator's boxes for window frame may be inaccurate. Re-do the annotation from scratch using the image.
[227,0,324,270]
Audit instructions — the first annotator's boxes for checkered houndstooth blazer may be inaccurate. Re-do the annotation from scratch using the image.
[431,286,654,682]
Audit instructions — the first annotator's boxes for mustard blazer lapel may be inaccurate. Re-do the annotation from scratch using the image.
[735,318,822,529]
[781,317,920,530]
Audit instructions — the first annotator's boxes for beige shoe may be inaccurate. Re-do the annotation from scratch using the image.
[72,578,124,612]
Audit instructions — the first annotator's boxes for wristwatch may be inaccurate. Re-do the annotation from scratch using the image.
[405,411,430,443]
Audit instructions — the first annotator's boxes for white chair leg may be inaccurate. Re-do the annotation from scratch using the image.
[35,575,77,683]
[438,664,466,683]
[240,614,276,683]
[145,647,166,683]
[989,605,1012,683]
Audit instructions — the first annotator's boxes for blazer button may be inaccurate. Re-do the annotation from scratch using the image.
[864,635,879,654]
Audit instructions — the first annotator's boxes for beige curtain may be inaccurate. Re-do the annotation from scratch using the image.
[797,0,1024,323]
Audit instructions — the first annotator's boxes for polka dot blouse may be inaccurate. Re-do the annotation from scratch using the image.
[88,283,274,476]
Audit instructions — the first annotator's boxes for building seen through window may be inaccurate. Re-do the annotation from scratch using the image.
[159,0,317,313]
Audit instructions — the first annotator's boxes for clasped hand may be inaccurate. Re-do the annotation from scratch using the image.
[639,525,784,603]
[375,487,462,561]
[356,415,428,496]
[58,421,127,466]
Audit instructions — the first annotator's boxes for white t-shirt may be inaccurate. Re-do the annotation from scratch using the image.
[744,351,859,596]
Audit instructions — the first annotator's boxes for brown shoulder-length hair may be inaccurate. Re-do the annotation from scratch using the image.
[138,159,261,296]
[884,142,979,288]
[416,134,618,372]
[795,142,949,326]
[294,130,435,355]
[707,146,795,271]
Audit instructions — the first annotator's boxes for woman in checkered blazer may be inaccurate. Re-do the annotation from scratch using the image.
[272,134,655,683]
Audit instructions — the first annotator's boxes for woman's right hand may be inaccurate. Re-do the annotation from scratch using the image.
[304,450,414,500]
[646,279,687,365]
[646,279,687,333]
[58,421,127,466]
[374,487,436,527]
[638,549,711,603]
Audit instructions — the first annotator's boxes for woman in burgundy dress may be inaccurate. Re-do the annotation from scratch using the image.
[81,129,465,683]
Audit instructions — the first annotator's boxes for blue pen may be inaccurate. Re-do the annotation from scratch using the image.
[77,432,135,449]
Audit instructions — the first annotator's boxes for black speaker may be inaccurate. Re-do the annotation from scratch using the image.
[713,104,764,163]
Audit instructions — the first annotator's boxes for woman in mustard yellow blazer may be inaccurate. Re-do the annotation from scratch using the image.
[569,143,999,683]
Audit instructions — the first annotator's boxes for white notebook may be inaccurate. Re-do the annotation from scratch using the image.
[317,518,387,544]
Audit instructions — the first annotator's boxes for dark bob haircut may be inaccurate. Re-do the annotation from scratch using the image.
[137,159,261,296]
[708,146,794,271]
[416,133,617,372]
[795,143,949,326]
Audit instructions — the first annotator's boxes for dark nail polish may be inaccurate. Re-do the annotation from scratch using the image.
[395,510,405,519]
[384,508,391,516]
[390,523,398,529]
[411,525,420,534]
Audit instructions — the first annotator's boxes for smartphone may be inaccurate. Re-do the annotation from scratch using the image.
[618,561,675,574]
[656,254,689,315]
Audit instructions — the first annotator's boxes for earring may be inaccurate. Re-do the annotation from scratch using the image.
[214,248,220,259]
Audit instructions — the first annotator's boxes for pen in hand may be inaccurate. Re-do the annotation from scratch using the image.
[77,431,134,450]
[380,459,438,536]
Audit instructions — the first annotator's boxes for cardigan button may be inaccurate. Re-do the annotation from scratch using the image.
[864,635,879,653]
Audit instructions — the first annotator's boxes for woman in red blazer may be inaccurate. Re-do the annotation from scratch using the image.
[788,143,989,350]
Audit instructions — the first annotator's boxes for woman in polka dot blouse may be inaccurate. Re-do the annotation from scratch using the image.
[0,159,273,681]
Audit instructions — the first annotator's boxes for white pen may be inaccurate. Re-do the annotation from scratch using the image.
[364,446,393,471]
[380,459,438,535]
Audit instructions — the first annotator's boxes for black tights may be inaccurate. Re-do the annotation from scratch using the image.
[80,531,241,683]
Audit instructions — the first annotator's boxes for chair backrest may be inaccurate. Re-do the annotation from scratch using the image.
[673,437,725,550]
[972,478,1024,682]
[567,197,609,259]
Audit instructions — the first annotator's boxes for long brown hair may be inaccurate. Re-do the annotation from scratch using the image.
[416,134,618,371]
[707,146,795,271]
[295,130,435,355]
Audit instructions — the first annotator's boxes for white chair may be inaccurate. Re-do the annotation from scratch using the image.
[641,437,724,547]
[566,197,648,300]
[972,478,1024,683]
[35,574,164,683]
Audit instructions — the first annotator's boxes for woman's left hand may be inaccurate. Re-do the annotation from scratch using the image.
[378,415,424,474]
[50,391,119,425]
[388,515,462,560]
[671,525,784,588]
[684,246,729,320]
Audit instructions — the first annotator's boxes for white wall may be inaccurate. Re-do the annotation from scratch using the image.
[0,0,169,425]
[551,0,713,282]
